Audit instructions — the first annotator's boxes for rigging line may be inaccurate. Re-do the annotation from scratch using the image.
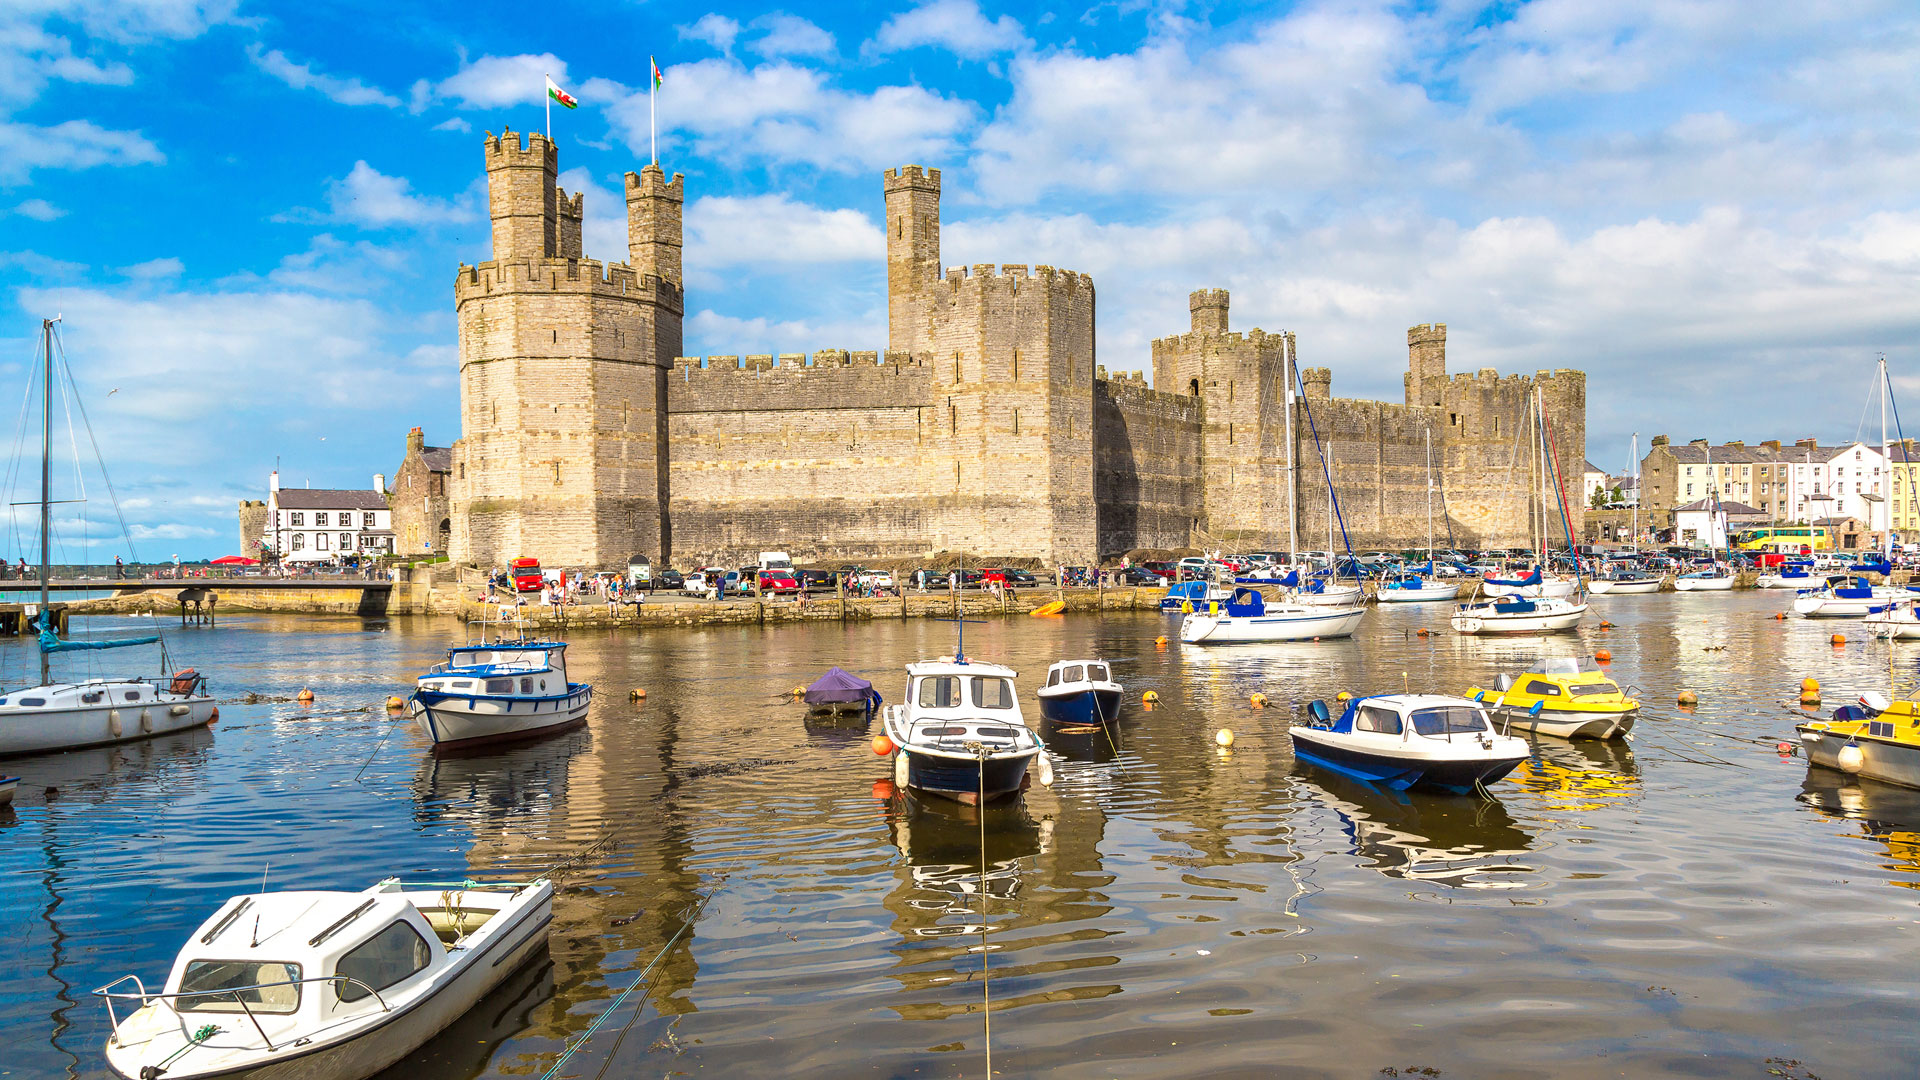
[52,339,86,569]
[4,335,42,563]
[1292,364,1359,570]
[977,749,992,1080]
[55,337,141,565]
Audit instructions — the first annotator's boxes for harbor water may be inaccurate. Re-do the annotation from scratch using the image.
[2,593,1915,1078]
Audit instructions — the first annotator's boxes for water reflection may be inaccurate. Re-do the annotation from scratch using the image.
[1797,773,1920,890]
[1510,737,1642,812]
[886,794,1050,916]
[374,951,556,1079]
[1296,771,1537,889]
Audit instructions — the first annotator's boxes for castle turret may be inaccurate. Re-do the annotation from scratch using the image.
[1189,289,1229,334]
[1407,322,1446,408]
[884,165,941,354]
[625,164,683,287]
[484,127,557,260]
[1302,367,1332,400]
[557,187,584,260]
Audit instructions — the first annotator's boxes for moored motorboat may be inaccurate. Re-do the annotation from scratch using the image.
[803,667,881,716]
[0,774,15,806]
[1865,599,1920,639]
[879,656,1048,805]
[1797,695,1920,789]
[1464,658,1639,739]
[1673,567,1735,591]
[1586,566,1662,595]
[1179,587,1366,643]
[410,640,592,753]
[1792,575,1901,618]
[1376,572,1462,603]
[1036,660,1123,726]
[94,877,554,1080]
[1293,576,1366,607]
[1756,561,1818,589]
[1289,694,1531,793]
[1450,595,1586,635]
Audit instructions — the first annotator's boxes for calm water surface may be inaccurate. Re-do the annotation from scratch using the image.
[3,594,1917,1078]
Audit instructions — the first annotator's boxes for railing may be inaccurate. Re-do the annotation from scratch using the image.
[92,972,391,1052]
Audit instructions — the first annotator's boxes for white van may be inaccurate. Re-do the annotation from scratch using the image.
[758,550,794,572]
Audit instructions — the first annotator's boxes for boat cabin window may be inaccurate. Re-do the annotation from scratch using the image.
[18,697,43,707]
[450,680,472,689]
[177,959,303,1014]
[335,920,431,1002]
[1569,682,1618,697]
[1087,664,1108,682]
[521,677,534,694]
[1412,707,1487,736]
[485,679,512,694]
[1355,706,1401,734]
[1523,680,1563,697]
[81,690,103,704]
[1064,665,1085,683]
[1046,668,1061,687]
[917,676,961,708]
[124,691,139,701]
[972,677,1016,710]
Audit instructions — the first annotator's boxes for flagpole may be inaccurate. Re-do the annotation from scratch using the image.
[649,64,657,165]
[544,72,551,140]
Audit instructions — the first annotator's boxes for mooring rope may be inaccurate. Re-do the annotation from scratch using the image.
[975,746,992,1079]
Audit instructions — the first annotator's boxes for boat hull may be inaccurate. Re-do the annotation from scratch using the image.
[1756,575,1815,589]
[1482,578,1577,599]
[1491,706,1637,740]
[1180,606,1367,643]
[1290,730,1527,794]
[1798,727,1920,789]
[410,686,592,752]
[1590,579,1660,595]
[901,748,1036,805]
[1376,582,1461,603]
[1295,586,1366,607]
[1792,595,1891,618]
[104,890,554,1080]
[0,692,216,759]
[1037,687,1122,726]
[1673,576,1734,592]
[1450,603,1587,635]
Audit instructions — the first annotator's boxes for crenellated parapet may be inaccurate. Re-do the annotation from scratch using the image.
[668,349,933,413]
[454,258,682,309]
[932,262,1095,293]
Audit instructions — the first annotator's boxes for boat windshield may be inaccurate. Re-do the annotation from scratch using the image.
[971,677,1016,709]
[1087,663,1108,682]
[917,676,961,708]
[1411,707,1487,737]
[1526,657,1598,676]
[1568,682,1620,697]
[177,959,303,1014]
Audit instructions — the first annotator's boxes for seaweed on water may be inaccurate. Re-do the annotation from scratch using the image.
[670,757,794,781]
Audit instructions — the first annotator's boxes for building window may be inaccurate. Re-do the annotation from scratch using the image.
[316,533,329,551]
[292,533,305,550]
[363,512,376,527]
[290,512,304,527]
[315,512,328,527]
[340,533,351,549]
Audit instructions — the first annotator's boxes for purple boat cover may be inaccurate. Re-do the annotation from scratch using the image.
[804,666,878,706]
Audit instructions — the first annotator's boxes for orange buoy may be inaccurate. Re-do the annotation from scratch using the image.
[1774,612,1786,620]
[295,688,314,703]
[1250,693,1268,708]
[1599,621,1614,629]
[1677,690,1698,706]
[871,734,895,756]
[1154,635,1168,646]
[1416,628,1430,637]
[630,688,648,701]
[1802,677,1820,694]
[1142,690,1159,704]
[1831,633,1847,646]
[1595,649,1612,662]
[385,695,405,711]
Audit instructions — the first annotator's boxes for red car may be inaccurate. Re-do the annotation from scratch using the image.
[757,567,800,593]
[509,556,543,592]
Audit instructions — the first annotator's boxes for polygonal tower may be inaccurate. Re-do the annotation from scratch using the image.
[449,128,684,569]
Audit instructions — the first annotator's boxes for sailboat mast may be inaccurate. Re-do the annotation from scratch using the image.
[1630,432,1639,556]
[1285,335,1297,564]
[1424,427,1434,565]
[1881,354,1892,561]
[38,318,53,686]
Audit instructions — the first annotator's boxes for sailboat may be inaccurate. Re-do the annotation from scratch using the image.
[1379,428,1462,603]
[1673,444,1735,592]
[1588,433,1661,595]
[1453,388,1588,634]
[1480,394,1580,600]
[0,318,216,759]
[1795,357,1906,616]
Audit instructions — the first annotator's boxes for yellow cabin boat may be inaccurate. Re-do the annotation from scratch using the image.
[1798,694,1920,790]
[1465,659,1640,740]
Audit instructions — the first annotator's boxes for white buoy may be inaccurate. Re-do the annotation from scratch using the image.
[1215,728,1234,748]
[1838,742,1866,774]
[893,752,909,787]
[1037,755,1054,787]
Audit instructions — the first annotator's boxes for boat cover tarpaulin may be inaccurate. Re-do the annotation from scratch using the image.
[804,667,880,706]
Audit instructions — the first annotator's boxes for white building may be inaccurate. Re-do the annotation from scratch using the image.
[262,471,394,561]
[1784,442,1887,535]
[1673,499,1765,550]
[1583,460,1611,505]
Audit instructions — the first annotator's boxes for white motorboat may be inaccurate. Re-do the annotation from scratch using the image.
[1756,562,1818,589]
[1289,694,1530,793]
[1450,595,1587,635]
[0,319,216,759]
[1866,599,1920,639]
[1376,570,1462,603]
[1180,587,1367,643]
[1586,565,1662,595]
[880,654,1048,805]
[94,877,553,1080]
[1464,659,1640,739]
[1036,659,1123,726]
[1672,568,1735,592]
[1480,567,1579,599]
[410,640,591,752]
[1792,576,1903,618]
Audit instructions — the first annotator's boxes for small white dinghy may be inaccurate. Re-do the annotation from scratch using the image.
[1866,598,1920,640]
[95,877,553,1080]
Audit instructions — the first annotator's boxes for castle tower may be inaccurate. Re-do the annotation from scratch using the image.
[484,127,557,260]
[450,130,683,569]
[1406,322,1447,408]
[1190,289,1229,334]
[884,166,941,354]
[625,164,683,288]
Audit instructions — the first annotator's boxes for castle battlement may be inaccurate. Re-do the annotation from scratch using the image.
[884,164,941,192]
[624,166,685,200]
[673,350,924,374]
[482,127,555,168]
[1148,327,1288,351]
[455,257,682,304]
[935,263,1093,290]
[668,349,934,414]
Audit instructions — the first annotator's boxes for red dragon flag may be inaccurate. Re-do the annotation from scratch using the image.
[546,75,577,109]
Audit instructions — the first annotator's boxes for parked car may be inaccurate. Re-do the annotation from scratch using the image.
[1176,556,1212,580]
[655,568,684,591]
[1139,561,1175,580]
[757,565,801,593]
[797,568,836,591]
[1117,566,1163,586]
[684,566,734,596]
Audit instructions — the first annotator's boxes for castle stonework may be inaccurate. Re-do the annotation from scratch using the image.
[446,139,1585,568]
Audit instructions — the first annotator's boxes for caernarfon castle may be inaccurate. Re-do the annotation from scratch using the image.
[446,130,1585,569]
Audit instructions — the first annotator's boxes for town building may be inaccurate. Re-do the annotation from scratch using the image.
[444,132,1587,569]
[1672,498,1764,550]
[1641,436,1892,548]
[389,427,452,557]
[254,471,394,561]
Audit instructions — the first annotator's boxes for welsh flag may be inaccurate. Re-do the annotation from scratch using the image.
[651,56,662,90]
[546,75,577,109]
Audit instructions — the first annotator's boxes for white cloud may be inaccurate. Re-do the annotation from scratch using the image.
[122,256,183,280]
[0,1,235,108]
[246,44,401,108]
[751,14,835,59]
[680,13,740,53]
[11,198,64,220]
[684,309,887,359]
[869,0,1028,58]
[433,53,569,110]
[130,522,216,541]
[324,161,473,228]
[589,59,973,172]
[262,233,409,293]
[432,117,471,133]
[0,249,86,278]
[687,194,884,268]
[0,119,164,184]
[556,166,627,262]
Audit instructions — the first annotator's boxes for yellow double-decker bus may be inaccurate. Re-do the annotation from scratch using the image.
[1734,525,1830,553]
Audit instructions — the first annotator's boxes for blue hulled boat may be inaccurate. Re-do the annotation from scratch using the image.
[1289,694,1530,794]
[1036,659,1123,726]
[1160,579,1229,612]
[880,656,1049,805]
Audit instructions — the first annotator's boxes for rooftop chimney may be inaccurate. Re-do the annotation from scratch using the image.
[373,473,386,495]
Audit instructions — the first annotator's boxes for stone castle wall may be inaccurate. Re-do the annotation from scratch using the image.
[1094,373,1203,554]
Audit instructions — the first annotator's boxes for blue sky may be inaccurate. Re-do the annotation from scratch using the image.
[4,0,1919,558]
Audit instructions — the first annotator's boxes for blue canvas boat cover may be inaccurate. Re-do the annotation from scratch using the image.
[804,666,880,706]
